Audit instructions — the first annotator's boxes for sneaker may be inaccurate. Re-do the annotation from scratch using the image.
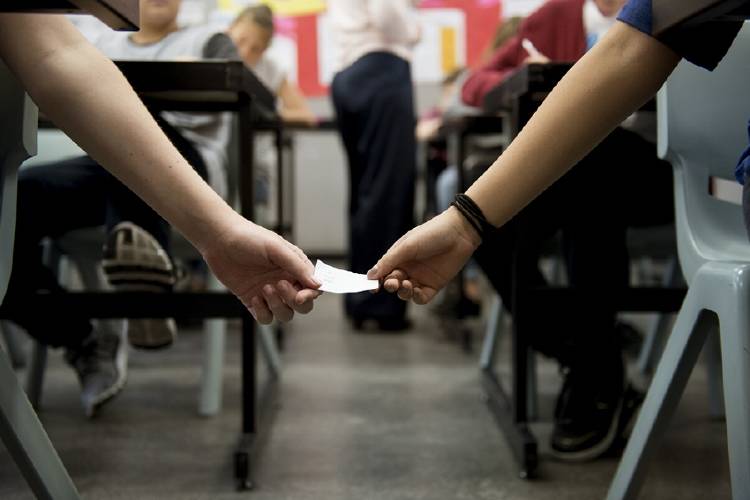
[549,361,625,462]
[102,222,177,349]
[65,320,128,418]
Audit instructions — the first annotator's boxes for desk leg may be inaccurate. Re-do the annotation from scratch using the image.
[481,243,538,479]
[235,311,257,491]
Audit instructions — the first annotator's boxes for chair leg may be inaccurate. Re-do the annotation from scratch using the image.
[258,323,281,378]
[0,320,26,369]
[0,348,80,499]
[704,328,725,419]
[526,350,538,421]
[637,258,680,376]
[606,282,712,500]
[199,272,226,417]
[480,294,504,370]
[718,281,750,500]
[25,341,48,411]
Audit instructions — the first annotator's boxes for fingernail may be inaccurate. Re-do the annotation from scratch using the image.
[367,266,377,278]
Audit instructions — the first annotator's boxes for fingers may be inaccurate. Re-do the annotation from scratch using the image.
[277,280,319,315]
[294,288,321,312]
[250,296,273,325]
[413,286,437,305]
[383,269,408,292]
[397,280,414,301]
[268,237,321,290]
[380,269,437,306]
[262,284,294,323]
[367,235,414,280]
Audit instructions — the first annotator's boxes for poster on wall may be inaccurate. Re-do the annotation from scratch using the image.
[216,0,502,96]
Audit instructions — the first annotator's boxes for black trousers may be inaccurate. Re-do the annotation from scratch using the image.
[332,52,416,321]
[474,128,674,370]
[3,117,206,349]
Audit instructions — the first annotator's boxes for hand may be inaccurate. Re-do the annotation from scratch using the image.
[524,54,551,65]
[201,219,321,324]
[367,207,481,305]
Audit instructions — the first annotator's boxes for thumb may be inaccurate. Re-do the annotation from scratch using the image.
[269,240,321,290]
[367,238,413,280]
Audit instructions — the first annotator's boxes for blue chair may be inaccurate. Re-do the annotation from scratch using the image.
[607,22,750,500]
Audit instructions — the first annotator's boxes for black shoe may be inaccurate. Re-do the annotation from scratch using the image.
[608,383,646,455]
[550,362,625,462]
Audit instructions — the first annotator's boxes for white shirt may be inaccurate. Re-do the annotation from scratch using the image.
[328,0,421,71]
[582,0,618,50]
[93,26,231,200]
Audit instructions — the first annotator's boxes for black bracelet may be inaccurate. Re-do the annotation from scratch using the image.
[450,193,495,241]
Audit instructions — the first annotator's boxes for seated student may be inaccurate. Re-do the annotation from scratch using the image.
[226,4,317,224]
[426,0,675,462]
[2,0,279,418]
[227,4,316,125]
[370,0,745,464]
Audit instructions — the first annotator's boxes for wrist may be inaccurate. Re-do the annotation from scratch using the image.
[189,201,248,256]
[446,206,482,249]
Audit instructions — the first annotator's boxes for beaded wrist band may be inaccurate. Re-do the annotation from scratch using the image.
[450,193,495,241]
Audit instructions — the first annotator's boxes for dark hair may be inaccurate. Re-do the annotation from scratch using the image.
[233,4,275,36]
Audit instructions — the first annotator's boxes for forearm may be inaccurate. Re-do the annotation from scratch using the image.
[0,15,240,253]
[278,80,316,124]
[466,22,681,227]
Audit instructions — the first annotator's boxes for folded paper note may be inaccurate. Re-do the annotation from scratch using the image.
[314,260,379,294]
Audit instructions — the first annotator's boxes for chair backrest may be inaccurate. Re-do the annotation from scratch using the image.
[657,22,750,285]
[0,63,37,304]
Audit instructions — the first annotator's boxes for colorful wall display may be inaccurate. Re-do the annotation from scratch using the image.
[215,0,502,96]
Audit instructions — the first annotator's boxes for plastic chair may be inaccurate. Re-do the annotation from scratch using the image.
[0,61,80,499]
[607,23,750,500]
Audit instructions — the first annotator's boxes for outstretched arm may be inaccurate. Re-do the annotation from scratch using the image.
[369,22,681,302]
[278,79,317,125]
[0,14,320,323]
[466,22,680,228]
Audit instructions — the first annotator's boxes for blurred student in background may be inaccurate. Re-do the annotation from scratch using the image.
[328,0,421,331]
[227,4,316,225]
[227,4,316,125]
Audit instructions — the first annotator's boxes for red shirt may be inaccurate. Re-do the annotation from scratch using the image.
[462,0,587,107]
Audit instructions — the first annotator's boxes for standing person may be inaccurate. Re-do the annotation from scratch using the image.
[328,0,421,331]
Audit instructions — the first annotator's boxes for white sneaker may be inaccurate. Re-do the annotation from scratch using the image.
[102,222,177,349]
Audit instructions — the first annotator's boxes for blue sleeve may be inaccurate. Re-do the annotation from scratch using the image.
[617,0,742,70]
[736,122,750,185]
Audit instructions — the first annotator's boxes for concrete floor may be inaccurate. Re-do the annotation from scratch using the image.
[0,293,731,499]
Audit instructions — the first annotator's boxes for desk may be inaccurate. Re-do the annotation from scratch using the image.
[477,63,685,479]
[653,0,750,35]
[1,60,267,491]
[2,0,139,30]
